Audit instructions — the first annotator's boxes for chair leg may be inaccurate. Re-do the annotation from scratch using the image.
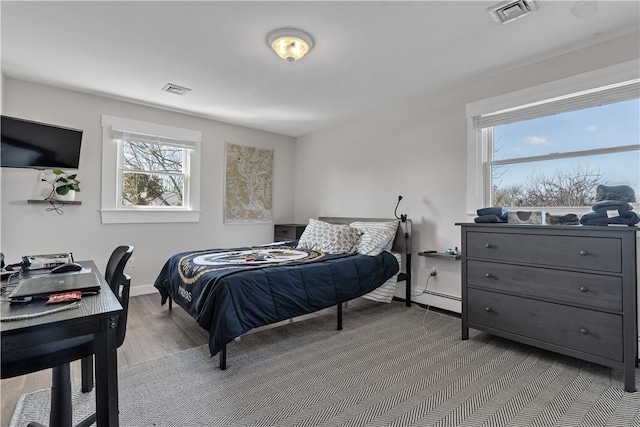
[49,363,73,427]
[28,363,97,427]
[80,355,93,392]
[75,412,97,427]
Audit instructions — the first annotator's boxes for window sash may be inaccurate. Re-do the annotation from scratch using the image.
[473,79,639,129]
[465,61,639,215]
[489,144,640,167]
[112,129,197,150]
[121,140,186,175]
[116,139,191,210]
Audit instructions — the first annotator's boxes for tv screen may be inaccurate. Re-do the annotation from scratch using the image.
[1,115,83,170]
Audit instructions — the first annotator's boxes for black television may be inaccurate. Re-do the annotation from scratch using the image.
[1,115,83,170]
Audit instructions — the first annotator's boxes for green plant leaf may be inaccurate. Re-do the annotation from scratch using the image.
[67,174,77,180]
[53,169,64,175]
[56,186,70,195]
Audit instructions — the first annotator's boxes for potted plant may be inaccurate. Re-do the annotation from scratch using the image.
[43,169,81,202]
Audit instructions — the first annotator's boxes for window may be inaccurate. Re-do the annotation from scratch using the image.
[101,115,202,224]
[466,61,640,214]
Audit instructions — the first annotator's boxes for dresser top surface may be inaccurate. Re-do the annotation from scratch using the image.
[456,223,639,233]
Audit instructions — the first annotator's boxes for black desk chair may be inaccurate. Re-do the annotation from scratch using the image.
[79,245,134,394]
[1,245,134,427]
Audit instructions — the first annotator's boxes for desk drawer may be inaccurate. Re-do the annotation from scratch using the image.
[467,260,622,311]
[468,288,623,361]
[466,231,621,272]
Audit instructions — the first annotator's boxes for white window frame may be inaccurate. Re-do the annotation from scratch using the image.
[101,115,202,224]
[465,60,640,215]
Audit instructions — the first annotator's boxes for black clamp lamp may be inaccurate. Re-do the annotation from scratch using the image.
[394,195,407,223]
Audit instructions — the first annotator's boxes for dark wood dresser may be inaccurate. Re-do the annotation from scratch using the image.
[274,223,307,242]
[457,223,638,392]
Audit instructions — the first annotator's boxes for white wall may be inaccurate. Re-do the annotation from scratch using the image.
[1,80,296,294]
[2,32,638,307]
[294,32,640,312]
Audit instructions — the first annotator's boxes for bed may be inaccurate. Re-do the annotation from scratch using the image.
[154,217,412,368]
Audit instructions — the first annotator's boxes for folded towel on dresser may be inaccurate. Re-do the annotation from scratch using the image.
[596,184,636,203]
[476,207,508,216]
[591,200,634,213]
[579,210,640,226]
[474,214,508,223]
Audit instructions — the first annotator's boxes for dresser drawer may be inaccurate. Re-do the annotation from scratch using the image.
[466,231,621,273]
[274,224,306,241]
[467,260,622,311]
[468,288,623,361]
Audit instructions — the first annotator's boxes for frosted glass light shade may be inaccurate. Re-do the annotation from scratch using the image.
[267,29,314,62]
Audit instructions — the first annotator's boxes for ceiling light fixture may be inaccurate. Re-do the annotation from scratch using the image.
[267,28,314,62]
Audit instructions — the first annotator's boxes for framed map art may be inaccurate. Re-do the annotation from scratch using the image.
[224,142,274,223]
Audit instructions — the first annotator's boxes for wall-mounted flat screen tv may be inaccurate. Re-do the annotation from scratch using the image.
[1,115,83,170]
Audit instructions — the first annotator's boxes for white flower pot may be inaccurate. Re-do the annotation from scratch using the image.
[55,189,76,202]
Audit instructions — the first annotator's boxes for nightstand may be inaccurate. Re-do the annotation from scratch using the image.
[274,224,307,242]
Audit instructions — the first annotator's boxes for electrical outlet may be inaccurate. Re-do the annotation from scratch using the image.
[429,267,437,276]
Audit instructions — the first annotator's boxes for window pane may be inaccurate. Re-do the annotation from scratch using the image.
[122,172,184,207]
[491,151,640,208]
[494,98,639,161]
[123,139,183,173]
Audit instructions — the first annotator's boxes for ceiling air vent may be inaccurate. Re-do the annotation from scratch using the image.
[162,83,191,95]
[488,0,538,24]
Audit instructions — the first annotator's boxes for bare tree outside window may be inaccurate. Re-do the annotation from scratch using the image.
[121,139,185,207]
[492,165,602,207]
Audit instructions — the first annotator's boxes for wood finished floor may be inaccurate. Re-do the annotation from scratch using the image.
[0,293,361,426]
[1,293,209,426]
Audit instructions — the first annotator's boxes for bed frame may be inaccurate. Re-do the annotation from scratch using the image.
[319,217,413,307]
[168,217,413,369]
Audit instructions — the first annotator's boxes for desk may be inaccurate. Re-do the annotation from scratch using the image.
[1,260,123,426]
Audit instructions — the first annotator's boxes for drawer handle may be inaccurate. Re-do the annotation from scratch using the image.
[485,307,492,313]
[485,273,493,278]
[580,328,589,335]
[485,243,493,249]
[580,286,588,293]
[579,250,588,256]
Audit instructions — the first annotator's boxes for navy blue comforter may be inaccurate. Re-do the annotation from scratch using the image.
[154,243,400,356]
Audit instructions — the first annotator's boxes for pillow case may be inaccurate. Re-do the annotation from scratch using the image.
[349,221,399,256]
[297,218,362,254]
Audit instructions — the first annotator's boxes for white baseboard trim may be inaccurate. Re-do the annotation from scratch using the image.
[411,291,461,313]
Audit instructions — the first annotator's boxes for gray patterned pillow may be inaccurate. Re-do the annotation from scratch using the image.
[350,221,399,256]
[297,218,362,254]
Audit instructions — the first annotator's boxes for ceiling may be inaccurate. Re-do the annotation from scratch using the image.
[1,1,638,137]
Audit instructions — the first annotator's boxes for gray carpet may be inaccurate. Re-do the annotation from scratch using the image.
[10,302,640,427]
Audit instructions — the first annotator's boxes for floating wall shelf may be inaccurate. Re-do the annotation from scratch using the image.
[418,251,461,261]
[28,199,82,205]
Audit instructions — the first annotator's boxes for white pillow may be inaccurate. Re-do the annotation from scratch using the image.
[350,221,399,256]
[297,218,362,254]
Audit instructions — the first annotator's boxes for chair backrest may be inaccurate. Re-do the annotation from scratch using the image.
[104,245,134,347]
[105,245,134,291]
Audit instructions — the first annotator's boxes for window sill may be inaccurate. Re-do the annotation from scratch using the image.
[100,209,200,224]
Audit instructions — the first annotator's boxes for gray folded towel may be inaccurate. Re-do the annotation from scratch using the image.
[579,210,640,226]
[596,185,636,203]
[476,207,508,216]
[592,200,633,213]
[474,214,508,223]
